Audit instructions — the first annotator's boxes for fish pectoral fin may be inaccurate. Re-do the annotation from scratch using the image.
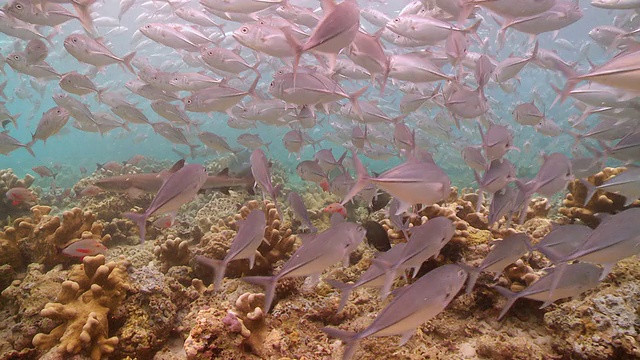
[398,329,415,346]
[126,187,146,199]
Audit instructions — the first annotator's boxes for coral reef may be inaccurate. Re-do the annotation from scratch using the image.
[113,263,189,359]
[195,199,297,282]
[32,254,130,360]
[0,206,110,270]
[183,290,287,360]
[222,292,267,355]
[559,167,640,227]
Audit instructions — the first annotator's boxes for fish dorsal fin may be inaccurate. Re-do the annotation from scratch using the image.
[218,167,229,176]
[168,159,185,173]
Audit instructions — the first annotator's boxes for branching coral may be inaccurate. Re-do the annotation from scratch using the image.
[0,206,110,269]
[154,235,192,273]
[195,199,297,282]
[32,254,130,360]
[559,167,640,227]
[223,292,267,355]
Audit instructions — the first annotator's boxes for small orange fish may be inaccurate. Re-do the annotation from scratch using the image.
[323,202,347,217]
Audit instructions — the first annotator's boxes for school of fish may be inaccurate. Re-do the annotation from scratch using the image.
[3,0,640,358]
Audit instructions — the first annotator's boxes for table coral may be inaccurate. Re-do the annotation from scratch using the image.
[0,206,110,270]
[32,254,130,360]
[559,167,640,227]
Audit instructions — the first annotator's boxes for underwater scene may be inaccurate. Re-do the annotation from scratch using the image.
[2,0,640,359]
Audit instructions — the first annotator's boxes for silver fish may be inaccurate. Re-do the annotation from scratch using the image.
[582,167,640,207]
[243,217,366,312]
[124,162,207,243]
[250,148,282,220]
[466,233,531,294]
[326,243,406,311]
[323,264,467,360]
[495,263,602,320]
[287,191,317,233]
[197,209,267,290]
[342,151,451,215]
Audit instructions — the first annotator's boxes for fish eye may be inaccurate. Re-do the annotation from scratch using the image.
[269,81,275,87]
[15,3,22,9]
[186,99,192,104]
[72,38,77,43]
[208,51,213,55]
[241,27,249,34]
[13,55,19,60]
[393,18,399,22]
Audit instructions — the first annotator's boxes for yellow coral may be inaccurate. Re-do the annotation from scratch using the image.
[0,206,110,269]
[559,167,640,227]
[32,255,129,360]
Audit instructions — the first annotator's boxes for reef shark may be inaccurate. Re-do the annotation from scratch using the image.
[94,163,254,198]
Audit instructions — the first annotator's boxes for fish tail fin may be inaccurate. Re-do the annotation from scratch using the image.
[464,19,483,44]
[324,279,353,312]
[24,140,35,157]
[348,86,368,122]
[0,80,7,100]
[96,87,107,102]
[26,132,36,151]
[247,74,261,98]
[321,327,360,359]
[336,149,348,173]
[251,62,260,75]
[553,78,579,108]
[122,51,137,74]
[579,178,597,207]
[529,40,539,61]
[340,151,370,206]
[375,259,397,300]
[473,170,484,212]
[123,211,147,244]
[281,26,303,88]
[242,276,278,313]
[9,113,20,129]
[465,266,481,295]
[189,144,200,159]
[196,255,227,291]
[493,285,519,320]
